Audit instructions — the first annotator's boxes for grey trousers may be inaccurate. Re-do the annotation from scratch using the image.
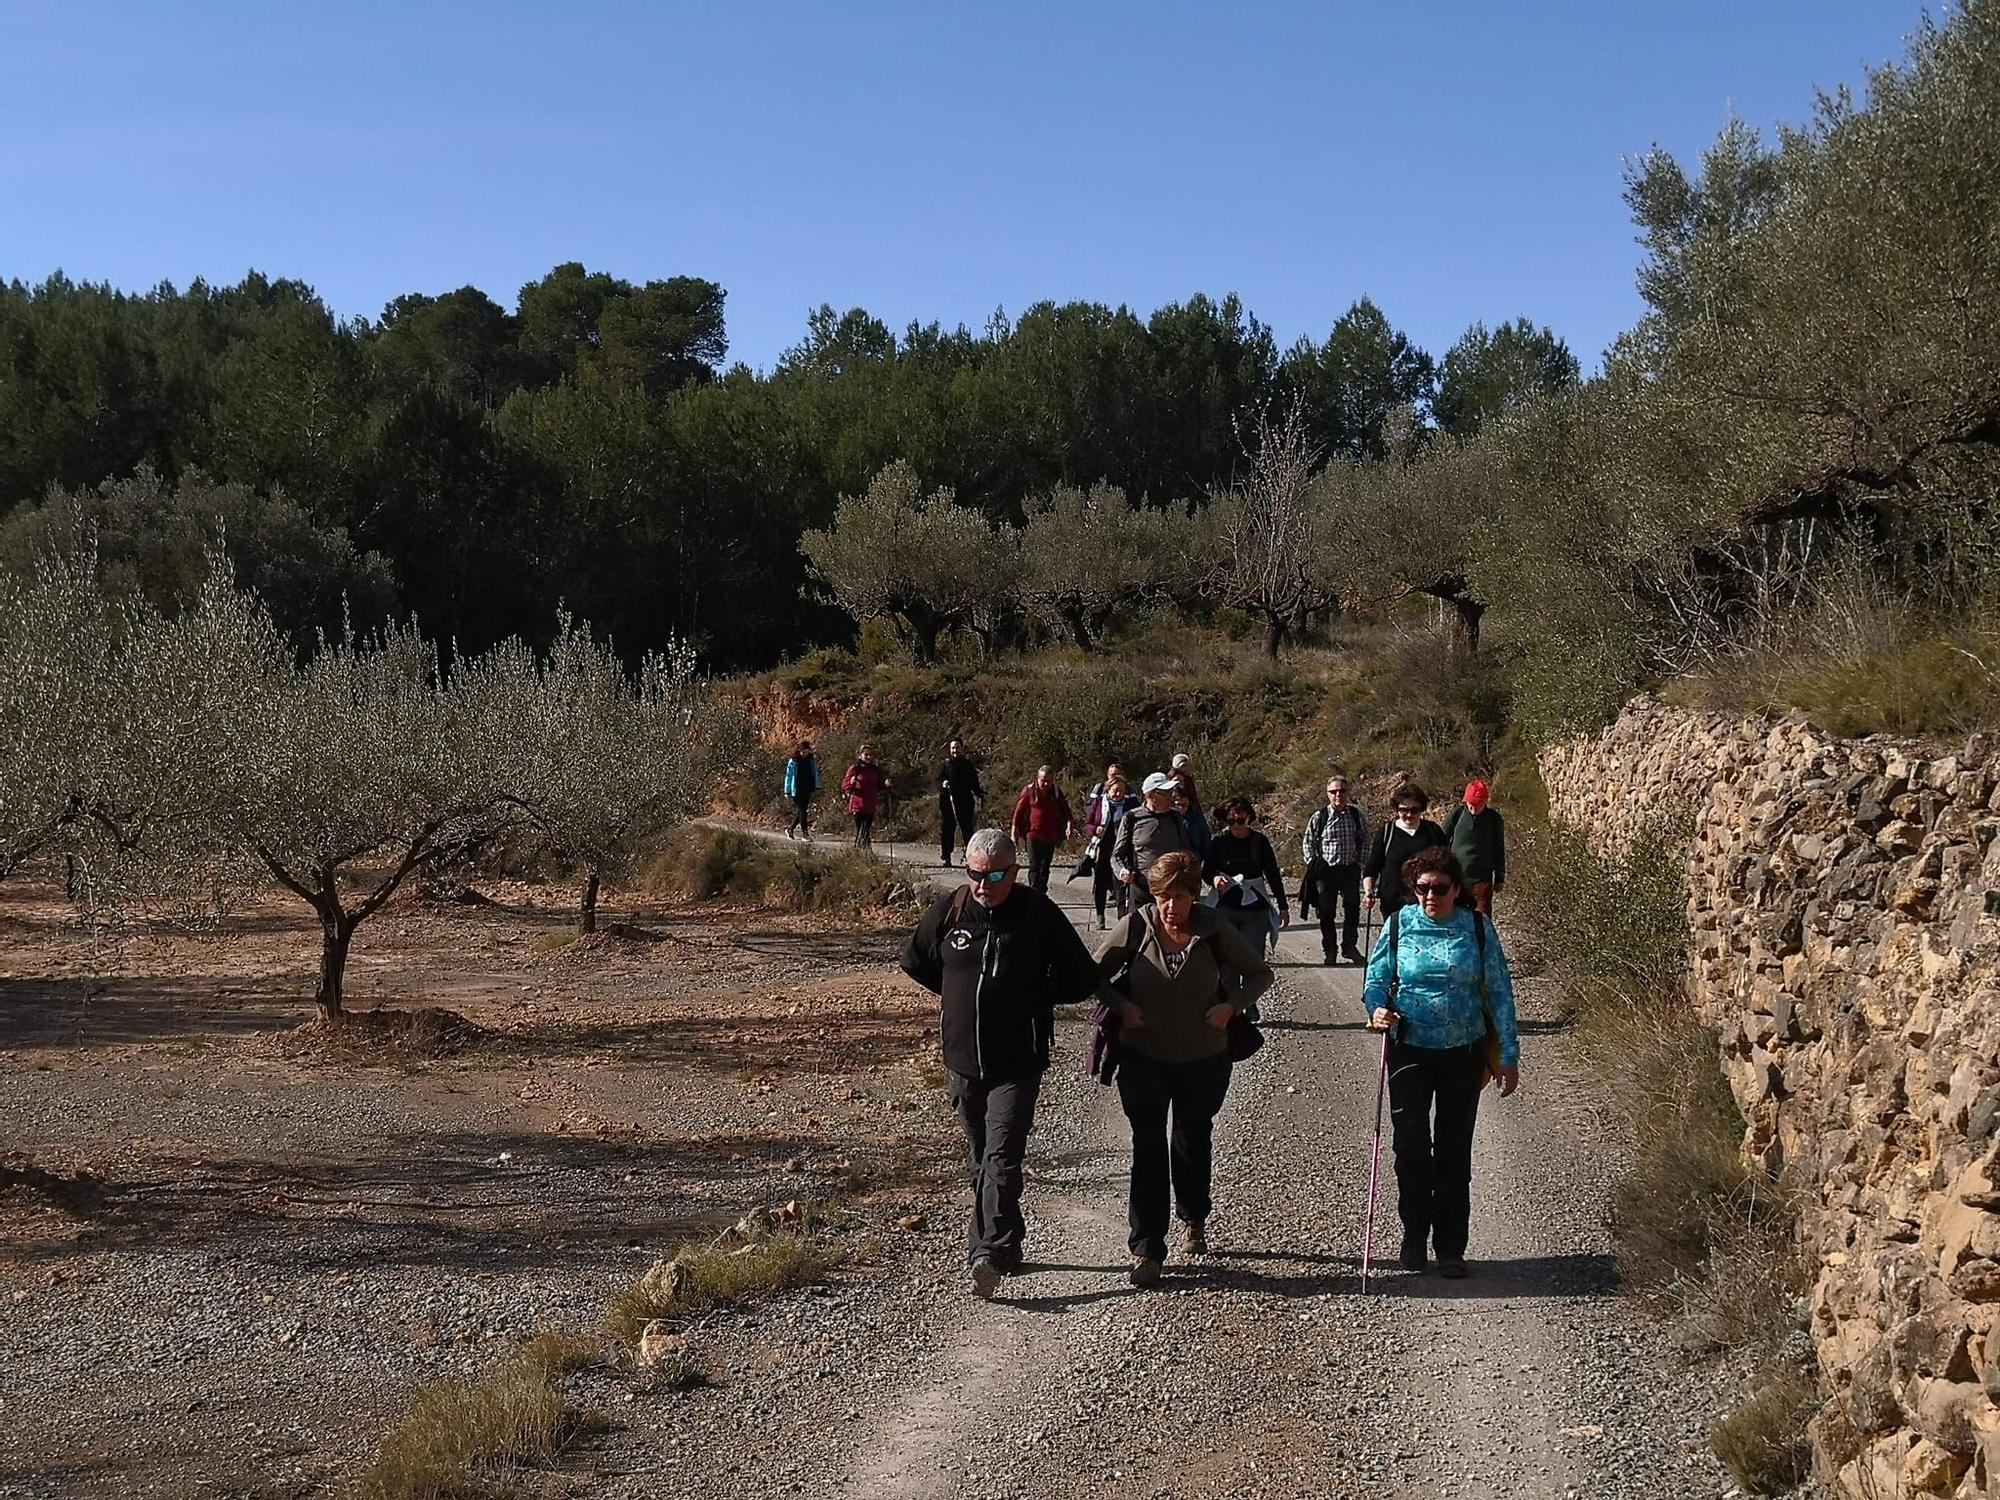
[946,1069,1043,1266]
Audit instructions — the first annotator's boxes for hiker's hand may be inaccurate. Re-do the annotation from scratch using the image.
[1118,1001,1146,1029]
[1498,1065,1520,1098]
[1121,871,1136,885]
[1369,1007,1397,1031]
[1212,875,1234,893]
[1205,1003,1235,1030]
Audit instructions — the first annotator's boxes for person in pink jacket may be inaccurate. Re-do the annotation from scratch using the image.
[1010,765,1075,894]
[841,744,891,850]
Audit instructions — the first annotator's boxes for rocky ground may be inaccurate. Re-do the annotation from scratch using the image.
[1,835,1747,1498]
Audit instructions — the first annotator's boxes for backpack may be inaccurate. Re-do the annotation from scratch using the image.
[1386,906,1502,1086]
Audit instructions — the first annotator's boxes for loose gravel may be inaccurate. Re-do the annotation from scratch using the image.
[1,840,1745,1498]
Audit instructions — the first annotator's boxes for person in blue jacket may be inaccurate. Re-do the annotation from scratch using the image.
[783,740,821,839]
[1362,845,1520,1279]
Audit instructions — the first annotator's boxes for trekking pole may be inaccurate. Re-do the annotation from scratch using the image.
[1361,1021,1391,1291]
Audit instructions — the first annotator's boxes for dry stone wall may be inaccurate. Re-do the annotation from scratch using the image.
[1541,699,2000,1499]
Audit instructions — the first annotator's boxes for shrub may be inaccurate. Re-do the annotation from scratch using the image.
[606,1231,837,1340]
[356,1353,594,1500]
[644,825,915,913]
[1708,1372,1816,1496]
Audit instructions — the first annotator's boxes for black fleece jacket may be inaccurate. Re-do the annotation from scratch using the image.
[899,884,1100,1079]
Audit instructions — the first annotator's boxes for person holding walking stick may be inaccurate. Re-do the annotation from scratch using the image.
[1361,846,1520,1278]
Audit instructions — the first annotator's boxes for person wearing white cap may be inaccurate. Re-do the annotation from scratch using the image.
[1168,752,1202,820]
[1111,772,1193,907]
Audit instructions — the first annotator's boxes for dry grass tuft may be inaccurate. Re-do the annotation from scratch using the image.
[354,1353,595,1500]
[516,1331,611,1380]
[606,1230,839,1341]
[1708,1373,1816,1495]
[645,826,918,914]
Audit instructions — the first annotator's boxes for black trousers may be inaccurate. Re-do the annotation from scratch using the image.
[788,794,814,836]
[939,794,975,863]
[946,1070,1042,1266]
[1091,854,1127,924]
[1115,1050,1232,1260]
[1026,839,1057,893]
[853,812,875,848]
[1387,1041,1484,1258]
[1316,862,1362,959]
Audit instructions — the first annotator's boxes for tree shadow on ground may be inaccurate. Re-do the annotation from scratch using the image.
[512,1006,930,1075]
[0,975,310,1049]
[1005,1250,1615,1309]
[7,1126,953,1273]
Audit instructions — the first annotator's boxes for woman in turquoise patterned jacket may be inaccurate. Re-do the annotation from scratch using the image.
[1362,844,1520,1278]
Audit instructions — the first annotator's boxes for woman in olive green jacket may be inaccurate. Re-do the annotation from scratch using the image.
[1096,850,1273,1285]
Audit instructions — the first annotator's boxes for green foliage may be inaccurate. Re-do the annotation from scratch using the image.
[0,466,396,645]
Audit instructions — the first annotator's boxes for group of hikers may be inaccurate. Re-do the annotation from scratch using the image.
[876,739,1518,1298]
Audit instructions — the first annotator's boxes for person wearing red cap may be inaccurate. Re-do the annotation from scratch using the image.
[1442,780,1506,915]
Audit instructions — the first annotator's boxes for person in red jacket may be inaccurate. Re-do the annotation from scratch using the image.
[1010,765,1075,893]
[842,744,891,850]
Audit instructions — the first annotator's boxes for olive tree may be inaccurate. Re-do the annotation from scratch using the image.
[191,603,505,1020]
[1018,482,1168,650]
[0,539,121,885]
[467,612,744,932]
[799,460,1016,660]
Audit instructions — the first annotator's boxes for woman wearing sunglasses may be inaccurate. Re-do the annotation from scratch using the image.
[1362,782,1448,919]
[1362,845,1520,1278]
[1201,796,1289,956]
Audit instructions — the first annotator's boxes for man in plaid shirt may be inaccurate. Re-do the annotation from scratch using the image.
[1301,776,1368,964]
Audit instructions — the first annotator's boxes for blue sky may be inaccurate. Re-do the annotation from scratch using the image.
[0,1,1933,374]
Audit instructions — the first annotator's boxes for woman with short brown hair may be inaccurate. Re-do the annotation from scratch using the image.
[1096,850,1273,1285]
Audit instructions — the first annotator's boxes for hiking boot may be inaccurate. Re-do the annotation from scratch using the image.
[969,1257,1002,1299]
[1341,947,1362,964]
[1128,1256,1162,1288]
[1183,1221,1209,1257]
[1399,1235,1427,1274]
[1096,913,1108,931]
[1437,1256,1470,1279]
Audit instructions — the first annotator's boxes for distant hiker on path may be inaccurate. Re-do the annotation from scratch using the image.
[1203,796,1289,956]
[1096,851,1273,1286]
[1303,775,1368,964]
[784,740,821,839]
[1010,766,1075,894]
[841,744,890,850]
[1363,845,1520,1278]
[1363,783,1447,919]
[938,737,985,867]
[1112,772,1192,909]
[1083,765,1141,930]
[1443,779,1506,915]
[899,829,1101,1299]
[1168,752,1202,820]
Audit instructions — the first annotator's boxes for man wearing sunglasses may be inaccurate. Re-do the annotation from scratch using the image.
[899,829,1101,1298]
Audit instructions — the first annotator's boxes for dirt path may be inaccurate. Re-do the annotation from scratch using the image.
[763,831,1733,1500]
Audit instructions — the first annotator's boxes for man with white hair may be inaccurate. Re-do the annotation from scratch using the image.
[1112,772,1193,909]
[899,828,1101,1297]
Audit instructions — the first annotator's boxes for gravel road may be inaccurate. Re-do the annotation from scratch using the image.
[603,831,1742,1500]
[1,830,1746,1497]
